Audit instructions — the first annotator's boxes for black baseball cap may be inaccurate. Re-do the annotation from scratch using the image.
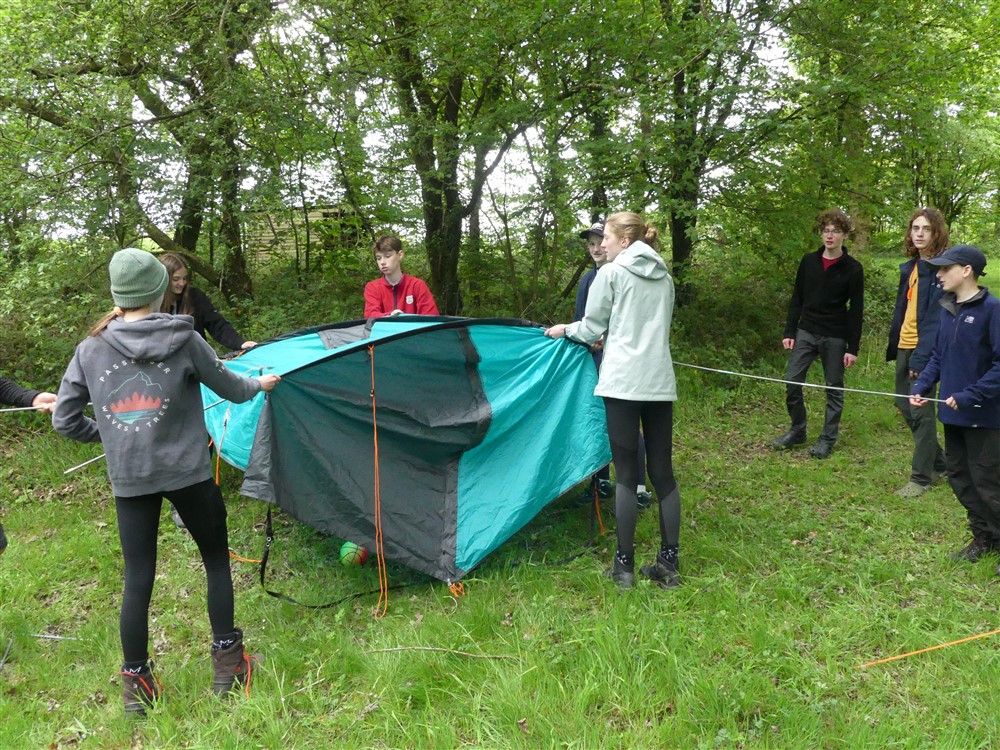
[578,222,604,239]
[926,244,987,277]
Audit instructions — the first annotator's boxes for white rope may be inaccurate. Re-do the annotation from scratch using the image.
[675,361,952,405]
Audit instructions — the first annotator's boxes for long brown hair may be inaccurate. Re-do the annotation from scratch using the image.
[159,252,193,315]
[903,207,949,259]
[87,307,142,337]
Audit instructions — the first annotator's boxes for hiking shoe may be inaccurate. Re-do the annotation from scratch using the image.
[636,490,653,510]
[0,521,7,556]
[640,553,680,589]
[771,431,806,450]
[212,629,263,696]
[603,557,634,589]
[895,481,930,499]
[597,479,614,498]
[808,441,834,459]
[950,537,995,563]
[121,662,161,717]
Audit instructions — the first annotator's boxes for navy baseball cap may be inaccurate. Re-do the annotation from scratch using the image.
[578,222,604,239]
[926,244,987,277]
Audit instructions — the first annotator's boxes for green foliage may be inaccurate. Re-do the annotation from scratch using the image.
[0,240,108,388]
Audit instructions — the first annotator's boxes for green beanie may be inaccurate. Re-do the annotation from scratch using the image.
[109,248,169,308]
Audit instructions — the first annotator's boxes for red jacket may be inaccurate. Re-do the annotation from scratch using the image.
[363,274,439,318]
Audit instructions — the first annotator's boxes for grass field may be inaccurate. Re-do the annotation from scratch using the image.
[4,295,1000,748]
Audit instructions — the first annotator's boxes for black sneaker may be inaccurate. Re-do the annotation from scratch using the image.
[771,431,806,450]
[604,557,634,589]
[808,440,834,459]
[640,552,680,589]
[597,479,614,498]
[636,490,653,510]
[950,537,995,563]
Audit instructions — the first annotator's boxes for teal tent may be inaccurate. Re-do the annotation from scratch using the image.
[202,317,610,583]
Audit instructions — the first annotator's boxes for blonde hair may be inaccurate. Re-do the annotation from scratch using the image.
[605,212,659,247]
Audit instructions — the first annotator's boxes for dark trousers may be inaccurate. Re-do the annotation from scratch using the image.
[894,349,947,486]
[784,328,846,444]
[116,479,234,665]
[943,425,1000,544]
[604,398,679,557]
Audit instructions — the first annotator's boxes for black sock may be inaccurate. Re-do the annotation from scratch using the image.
[615,550,633,568]
[659,544,678,565]
[122,660,148,674]
[213,631,240,651]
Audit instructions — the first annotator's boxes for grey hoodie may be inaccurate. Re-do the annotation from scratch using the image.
[564,240,676,401]
[53,314,262,497]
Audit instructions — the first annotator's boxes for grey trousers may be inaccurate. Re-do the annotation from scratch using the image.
[784,328,846,444]
[894,348,947,486]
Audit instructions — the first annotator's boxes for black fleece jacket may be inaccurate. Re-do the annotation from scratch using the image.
[0,377,39,408]
[783,247,865,355]
[169,286,246,352]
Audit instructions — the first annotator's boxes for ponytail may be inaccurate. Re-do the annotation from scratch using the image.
[643,223,659,247]
[88,308,123,337]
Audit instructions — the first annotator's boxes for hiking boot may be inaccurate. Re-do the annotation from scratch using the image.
[950,537,995,563]
[121,662,161,717]
[771,431,806,450]
[808,440,834,459]
[636,490,653,510]
[603,557,634,589]
[597,479,614,498]
[895,481,930,499]
[640,552,681,589]
[0,521,7,556]
[170,504,187,530]
[212,629,263,696]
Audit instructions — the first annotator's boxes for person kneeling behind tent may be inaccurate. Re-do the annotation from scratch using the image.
[52,248,280,717]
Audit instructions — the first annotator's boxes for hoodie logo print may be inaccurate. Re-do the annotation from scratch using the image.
[109,372,163,424]
[99,360,171,432]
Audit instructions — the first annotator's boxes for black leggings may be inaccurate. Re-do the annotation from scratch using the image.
[604,398,679,558]
[115,478,234,665]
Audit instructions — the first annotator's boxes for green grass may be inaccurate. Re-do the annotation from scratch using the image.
[4,334,1000,749]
